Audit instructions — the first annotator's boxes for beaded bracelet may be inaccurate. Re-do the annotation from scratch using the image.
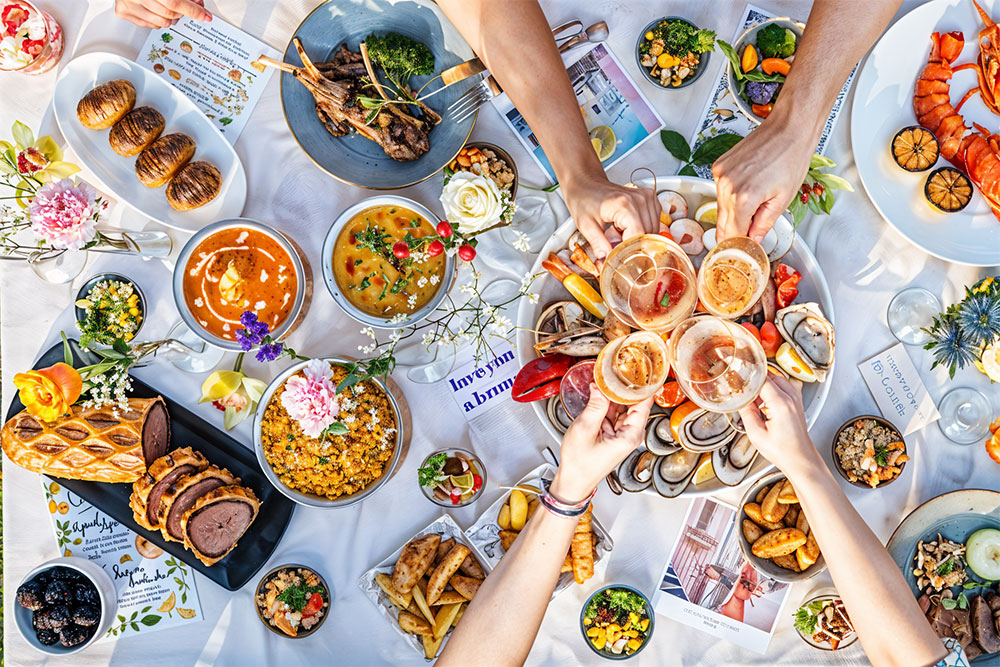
[539,479,596,518]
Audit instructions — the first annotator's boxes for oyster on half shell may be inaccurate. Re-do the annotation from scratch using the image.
[775,302,835,382]
[678,408,739,452]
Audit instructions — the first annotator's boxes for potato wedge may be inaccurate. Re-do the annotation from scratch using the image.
[743,502,784,531]
[783,506,799,528]
[561,553,573,573]
[499,529,519,551]
[526,498,540,521]
[436,537,455,566]
[510,489,528,531]
[773,553,801,572]
[399,610,433,636]
[406,599,422,617]
[434,590,467,605]
[423,633,445,660]
[497,504,511,530]
[453,603,466,626]
[459,553,485,579]
[752,528,807,558]
[411,582,436,626]
[795,544,817,571]
[755,484,770,504]
[795,509,810,536]
[777,479,799,504]
[433,602,462,640]
[392,534,441,595]
[450,574,482,600]
[801,530,820,561]
[376,572,412,609]
[742,519,764,544]
[761,483,788,523]
[427,544,470,605]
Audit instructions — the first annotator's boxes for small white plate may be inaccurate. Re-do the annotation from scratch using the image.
[851,0,1000,266]
[53,52,247,232]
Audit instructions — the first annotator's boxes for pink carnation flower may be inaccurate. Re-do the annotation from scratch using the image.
[280,359,340,438]
[29,179,99,250]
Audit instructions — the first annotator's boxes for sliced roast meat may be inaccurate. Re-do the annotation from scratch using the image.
[973,594,1000,654]
[967,641,984,660]
[181,485,260,566]
[926,604,957,640]
[130,447,208,531]
[951,607,975,649]
[144,464,197,526]
[140,399,170,466]
[157,466,236,542]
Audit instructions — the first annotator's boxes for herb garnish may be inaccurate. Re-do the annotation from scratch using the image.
[585,588,646,622]
[793,600,827,636]
[417,453,447,487]
[276,584,325,613]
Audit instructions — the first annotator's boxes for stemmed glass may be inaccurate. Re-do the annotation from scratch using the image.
[158,321,225,373]
[696,236,770,319]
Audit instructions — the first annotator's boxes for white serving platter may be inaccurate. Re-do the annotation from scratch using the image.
[53,52,247,232]
[514,175,835,498]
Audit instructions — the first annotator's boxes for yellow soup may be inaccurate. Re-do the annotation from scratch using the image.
[332,205,446,318]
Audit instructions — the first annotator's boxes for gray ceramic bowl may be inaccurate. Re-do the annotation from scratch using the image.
[635,17,711,89]
[252,357,412,508]
[74,272,146,341]
[14,557,117,656]
[580,584,655,659]
[321,195,455,329]
[725,17,805,125]
[280,0,477,190]
[831,415,907,489]
[254,564,331,638]
[173,218,312,352]
[453,141,519,200]
[737,471,827,583]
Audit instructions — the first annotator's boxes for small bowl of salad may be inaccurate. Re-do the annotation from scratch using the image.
[580,585,654,659]
[74,274,145,346]
[417,448,486,507]
[793,590,858,651]
[636,17,715,89]
[719,17,804,124]
[254,564,330,639]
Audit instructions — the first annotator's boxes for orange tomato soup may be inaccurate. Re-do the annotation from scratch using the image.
[183,227,298,341]
[332,205,446,318]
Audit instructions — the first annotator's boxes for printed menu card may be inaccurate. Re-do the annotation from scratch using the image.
[42,480,203,639]
[138,16,279,143]
[858,343,941,435]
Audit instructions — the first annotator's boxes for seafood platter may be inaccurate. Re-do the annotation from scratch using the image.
[851,0,1000,266]
[513,176,835,499]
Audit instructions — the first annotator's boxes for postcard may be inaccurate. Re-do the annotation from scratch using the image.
[492,42,664,183]
[42,479,203,639]
[653,496,791,654]
[859,342,941,435]
[445,340,519,419]
[138,16,279,143]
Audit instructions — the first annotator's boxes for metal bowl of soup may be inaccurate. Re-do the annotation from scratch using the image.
[322,195,455,329]
[173,218,312,351]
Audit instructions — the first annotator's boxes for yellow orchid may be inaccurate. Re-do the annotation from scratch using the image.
[199,370,267,430]
[0,120,80,207]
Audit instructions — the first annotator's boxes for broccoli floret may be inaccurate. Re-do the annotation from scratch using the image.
[755,24,796,59]
[364,32,434,88]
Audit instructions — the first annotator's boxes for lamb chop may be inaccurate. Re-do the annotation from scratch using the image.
[258,40,432,162]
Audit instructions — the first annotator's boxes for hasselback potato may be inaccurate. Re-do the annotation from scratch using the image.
[135,133,196,188]
[77,80,137,130]
[166,161,222,211]
[109,106,165,157]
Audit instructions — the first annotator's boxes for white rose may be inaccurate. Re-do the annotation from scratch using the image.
[439,171,504,234]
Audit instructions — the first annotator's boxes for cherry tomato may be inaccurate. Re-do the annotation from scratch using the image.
[426,240,444,257]
[740,322,761,344]
[450,488,462,504]
[436,221,453,238]
[751,103,773,118]
[302,592,323,617]
[472,474,483,492]
[759,322,782,358]
[776,283,800,309]
[458,244,476,261]
[658,229,675,241]
[392,241,410,259]
[654,381,686,408]
[774,264,800,286]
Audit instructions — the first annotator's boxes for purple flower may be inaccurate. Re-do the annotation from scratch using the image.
[236,310,270,350]
[255,342,283,363]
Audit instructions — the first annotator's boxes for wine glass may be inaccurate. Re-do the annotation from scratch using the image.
[158,321,225,373]
[594,331,669,404]
[669,316,768,413]
[27,249,87,284]
[937,387,992,445]
[886,287,941,346]
[696,236,769,319]
[393,340,457,384]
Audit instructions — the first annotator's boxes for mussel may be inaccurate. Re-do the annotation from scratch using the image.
[711,434,759,487]
[678,408,738,452]
[545,395,573,434]
[646,415,681,455]
[775,302,835,381]
[616,448,656,493]
[652,449,700,498]
[534,301,604,357]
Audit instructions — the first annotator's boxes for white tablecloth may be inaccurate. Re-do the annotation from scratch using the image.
[2,1,997,665]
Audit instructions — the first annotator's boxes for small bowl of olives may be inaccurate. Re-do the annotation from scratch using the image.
[14,556,117,655]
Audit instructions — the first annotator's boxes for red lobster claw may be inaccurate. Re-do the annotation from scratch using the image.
[511,354,573,403]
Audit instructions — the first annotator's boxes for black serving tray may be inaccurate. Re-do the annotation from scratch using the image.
[5,341,295,591]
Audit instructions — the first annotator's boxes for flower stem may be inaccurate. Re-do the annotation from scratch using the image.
[234,351,245,373]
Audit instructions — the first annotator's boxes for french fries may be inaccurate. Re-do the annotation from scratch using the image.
[376,572,412,609]
[411,583,435,626]
[434,590,467,605]
[422,633,444,660]
[743,478,822,574]
[432,603,462,640]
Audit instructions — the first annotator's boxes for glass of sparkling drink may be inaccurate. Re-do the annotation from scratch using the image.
[697,236,770,319]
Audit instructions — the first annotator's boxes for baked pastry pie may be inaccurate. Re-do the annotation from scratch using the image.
[135,133,195,188]
[77,80,137,130]
[181,485,260,565]
[109,106,165,157]
[166,161,222,211]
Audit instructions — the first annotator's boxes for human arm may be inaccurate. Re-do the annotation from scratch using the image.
[436,0,659,258]
[437,389,653,666]
[713,0,901,241]
[738,376,946,667]
[114,0,210,29]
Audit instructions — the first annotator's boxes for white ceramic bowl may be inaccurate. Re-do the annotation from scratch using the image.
[321,195,455,329]
[252,357,411,508]
[14,557,117,656]
[725,17,805,125]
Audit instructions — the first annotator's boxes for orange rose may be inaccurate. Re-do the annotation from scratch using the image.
[13,362,83,422]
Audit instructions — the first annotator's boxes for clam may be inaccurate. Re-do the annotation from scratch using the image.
[652,449,700,498]
[678,408,738,452]
[545,395,573,434]
[775,302,835,381]
[616,448,655,493]
[646,415,681,456]
[712,434,759,486]
[534,301,604,357]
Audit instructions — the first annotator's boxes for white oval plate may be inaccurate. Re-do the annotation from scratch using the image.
[53,52,247,232]
[851,0,1000,266]
[514,175,835,498]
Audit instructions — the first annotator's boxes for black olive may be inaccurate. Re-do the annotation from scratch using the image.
[72,604,100,627]
[35,628,60,646]
[73,582,100,606]
[47,567,81,582]
[59,624,90,647]
[16,581,45,610]
[44,580,74,605]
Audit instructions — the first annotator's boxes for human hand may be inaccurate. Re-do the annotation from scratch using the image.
[737,375,818,477]
[115,0,211,29]
[561,173,660,260]
[550,386,654,502]
[712,111,813,242]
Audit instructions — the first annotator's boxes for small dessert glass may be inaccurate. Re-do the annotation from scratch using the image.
[0,1,64,75]
[418,448,486,508]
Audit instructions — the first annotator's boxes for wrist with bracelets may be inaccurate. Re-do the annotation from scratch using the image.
[539,478,596,518]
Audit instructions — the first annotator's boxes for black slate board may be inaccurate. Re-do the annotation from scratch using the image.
[5,341,295,591]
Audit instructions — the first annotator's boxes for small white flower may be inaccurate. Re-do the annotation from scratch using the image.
[512,231,530,253]
[360,326,377,340]
[490,315,513,336]
[390,328,404,342]
[527,292,539,304]
[387,313,407,325]
[459,282,476,296]
[520,271,536,292]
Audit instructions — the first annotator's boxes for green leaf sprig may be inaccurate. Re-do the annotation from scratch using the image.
[660,130,742,177]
